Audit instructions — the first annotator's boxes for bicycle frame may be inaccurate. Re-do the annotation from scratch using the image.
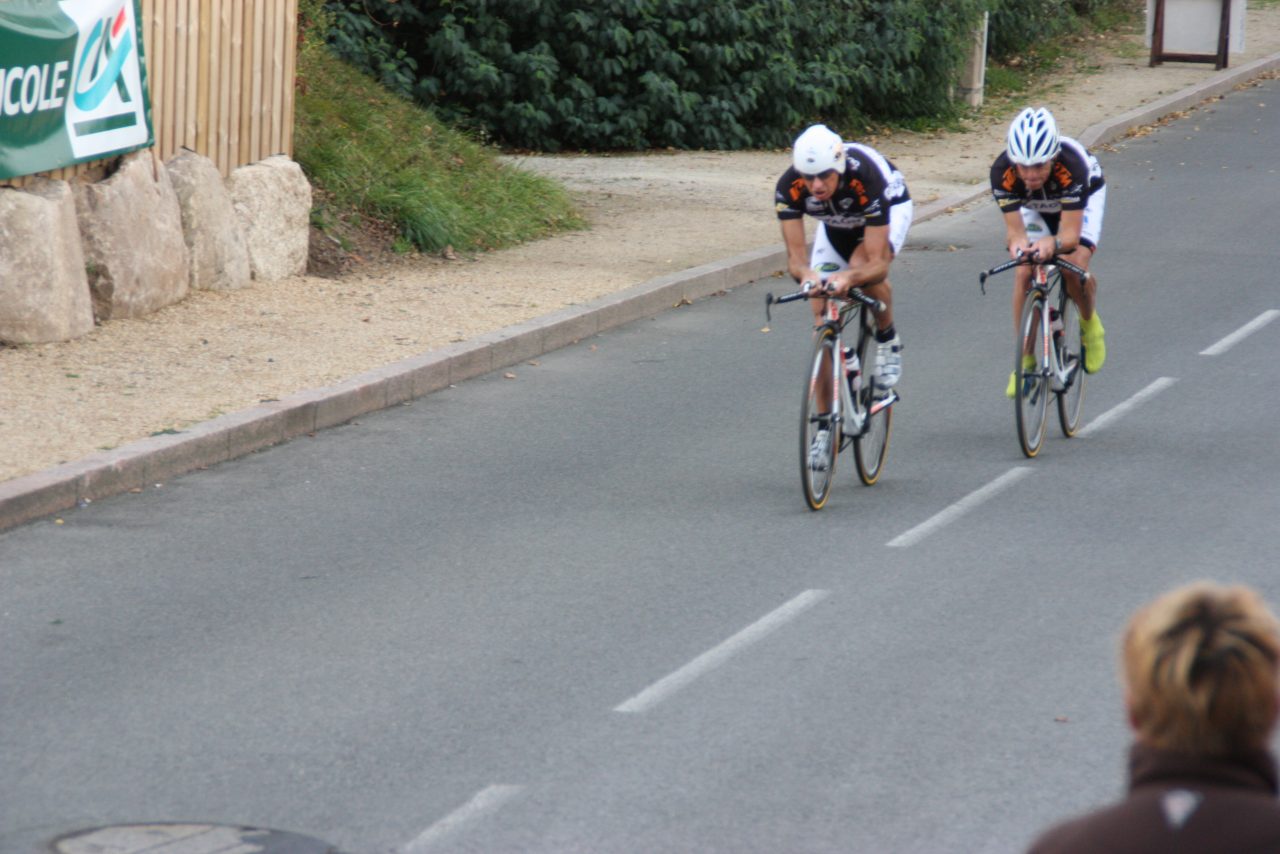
[767,282,899,506]
[819,298,865,440]
[1025,265,1076,395]
[981,252,1091,455]
[768,286,895,443]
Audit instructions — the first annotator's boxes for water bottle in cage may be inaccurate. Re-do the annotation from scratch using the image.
[844,347,861,393]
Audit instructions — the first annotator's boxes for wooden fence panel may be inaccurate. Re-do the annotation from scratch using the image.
[3,0,298,185]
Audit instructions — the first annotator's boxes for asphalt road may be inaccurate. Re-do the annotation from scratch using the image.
[3,79,1278,853]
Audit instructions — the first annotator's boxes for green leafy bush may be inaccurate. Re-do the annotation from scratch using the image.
[323,0,986,151]
[986,0,1136,61]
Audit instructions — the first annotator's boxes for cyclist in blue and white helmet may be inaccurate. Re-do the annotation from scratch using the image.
[776,123,914,468]
[990,107,1109,398]
[1006,106,1061,165]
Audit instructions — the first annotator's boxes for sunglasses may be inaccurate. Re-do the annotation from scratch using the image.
[800,169,839,181]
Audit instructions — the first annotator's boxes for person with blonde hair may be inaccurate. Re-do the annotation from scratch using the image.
[1029,581,1280,852]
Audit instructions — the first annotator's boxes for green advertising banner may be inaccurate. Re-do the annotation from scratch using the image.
[0,0,153,180]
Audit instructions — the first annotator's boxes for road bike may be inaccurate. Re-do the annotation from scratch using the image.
[766,283,899,510]
[980,254,1090,458]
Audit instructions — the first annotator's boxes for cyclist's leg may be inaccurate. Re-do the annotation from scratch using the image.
[848,200,911,330]
[1072,188,1106,372]
[807,223,850,414]
[1007,208,1045,396]
[808,222,851,319]
[854,201,911,389]
[1061,244,1096,316]
[1013,208,1051,331]
[1007,264,1036,399]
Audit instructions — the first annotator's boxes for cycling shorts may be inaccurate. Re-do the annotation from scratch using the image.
[809,199,913,274]
[1020,185,1106,251]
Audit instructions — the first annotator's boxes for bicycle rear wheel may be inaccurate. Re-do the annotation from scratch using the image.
[853,315,892,485]
[1015,293,1050,458]
[1055,288,1087,437]
[800,328,839,510]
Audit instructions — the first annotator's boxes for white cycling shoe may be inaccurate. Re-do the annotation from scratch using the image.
[808,429,832,471]
[874,334,902,390]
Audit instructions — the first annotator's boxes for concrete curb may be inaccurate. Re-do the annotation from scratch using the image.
[4,54,1278,534]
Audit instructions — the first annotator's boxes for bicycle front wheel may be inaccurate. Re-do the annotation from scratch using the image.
[1055,289,1087,437]
[800,328,839,510]
[853,316,892,485]
[1015,293,1050,458]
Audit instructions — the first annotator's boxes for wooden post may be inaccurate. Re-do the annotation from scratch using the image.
[957,12,989,108]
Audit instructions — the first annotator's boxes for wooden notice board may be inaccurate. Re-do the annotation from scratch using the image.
[1149,0,1233,68]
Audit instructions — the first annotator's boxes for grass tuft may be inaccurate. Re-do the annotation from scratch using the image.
[294,21,583,255]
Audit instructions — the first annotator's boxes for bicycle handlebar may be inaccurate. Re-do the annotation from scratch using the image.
[978,253,1090,294]
[764,283,885,323]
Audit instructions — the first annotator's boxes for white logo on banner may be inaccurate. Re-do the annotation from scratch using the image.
[58,0,148,158]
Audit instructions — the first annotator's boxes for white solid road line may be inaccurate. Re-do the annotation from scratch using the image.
[1200,309,1280,356]
[614,589,830,714]
[403,784,525,853]
[886,467,1033,549]
[1077,376,1178,437]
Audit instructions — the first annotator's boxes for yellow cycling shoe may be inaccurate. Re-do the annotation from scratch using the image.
[1081,312,1106,373]
[1006,356,1036,398]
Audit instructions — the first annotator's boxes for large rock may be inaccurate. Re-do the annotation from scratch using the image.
[227,155,311,282]
[0,179,95,344]
[166,149,251,291]
[74,151,190,321]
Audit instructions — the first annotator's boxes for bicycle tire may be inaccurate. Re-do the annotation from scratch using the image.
[1055,285,1087,437]
[800,327,839,510]
[1015,292,1050,458]
[853,312,892,485]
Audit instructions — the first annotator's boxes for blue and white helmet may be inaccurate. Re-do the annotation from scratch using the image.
[1006,107,1061,166]
[792,124,845,176]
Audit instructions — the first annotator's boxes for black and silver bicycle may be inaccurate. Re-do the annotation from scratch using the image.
[767,283,898,510]
[980,254,1089,458]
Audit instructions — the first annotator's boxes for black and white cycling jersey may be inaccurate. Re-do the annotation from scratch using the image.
[775,142,911,231]
[989,136,1104,215]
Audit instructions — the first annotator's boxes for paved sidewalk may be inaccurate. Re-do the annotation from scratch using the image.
[2,51,1279,534]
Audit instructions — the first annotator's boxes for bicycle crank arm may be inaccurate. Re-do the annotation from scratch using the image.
[868,391,898,416]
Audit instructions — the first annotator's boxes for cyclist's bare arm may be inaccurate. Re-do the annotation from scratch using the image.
[780,218,820,286]
[1003,210,1036,259]
[1054,209,1084,256]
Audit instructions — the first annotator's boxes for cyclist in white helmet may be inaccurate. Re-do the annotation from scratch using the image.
[775,123,913,462]
[990,106,1107,398]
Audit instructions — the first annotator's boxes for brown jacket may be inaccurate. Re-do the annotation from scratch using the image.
[1028,743,1280,853]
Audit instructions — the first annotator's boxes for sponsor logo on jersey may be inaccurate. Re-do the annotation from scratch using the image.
[1052,161,1073,188]
[885,173,906,200]
[849,178,869,206]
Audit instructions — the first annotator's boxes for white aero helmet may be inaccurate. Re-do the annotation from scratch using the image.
[792,124,845,176]
[1006,107,1061,166]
